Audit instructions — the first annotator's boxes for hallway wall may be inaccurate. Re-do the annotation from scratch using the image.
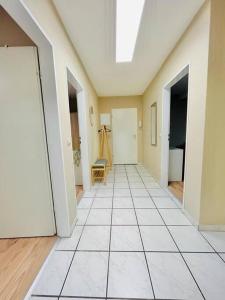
[142,1,210,224]
[200,0,225,227]
[23,0,99,228]
[99,96,143,163]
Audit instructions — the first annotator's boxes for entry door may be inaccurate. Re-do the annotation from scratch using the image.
[112,108,137,164]
[0,47,55,238]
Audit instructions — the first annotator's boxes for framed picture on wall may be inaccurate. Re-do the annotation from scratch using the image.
[151,102,157,146]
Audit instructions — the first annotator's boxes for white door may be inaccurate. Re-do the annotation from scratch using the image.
[0,47,55,238]
[112,108,137,164]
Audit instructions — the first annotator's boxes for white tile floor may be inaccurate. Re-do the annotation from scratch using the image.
[30,165,225,300]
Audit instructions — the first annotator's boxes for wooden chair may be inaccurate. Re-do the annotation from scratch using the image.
[91,159,108,184]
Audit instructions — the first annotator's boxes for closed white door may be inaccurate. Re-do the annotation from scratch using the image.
[0,47,55,238]
[112,108,137,164]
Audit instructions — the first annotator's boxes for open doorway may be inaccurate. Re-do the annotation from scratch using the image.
[161,65,189,205]
[0,5,57,298]
[168,75,188,202]
[0,5,56,238]
[67,81,83,201]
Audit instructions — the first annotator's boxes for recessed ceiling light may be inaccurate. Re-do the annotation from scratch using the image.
[116,0,145,63]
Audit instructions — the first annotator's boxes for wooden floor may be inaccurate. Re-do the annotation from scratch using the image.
[168,181,184,203]
[0,236,56,300]
[76,185,83,202]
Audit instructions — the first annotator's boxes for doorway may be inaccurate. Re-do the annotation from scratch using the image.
[67,81,83,201]
[161,65,189,204]
[112,108,137,164]
[168,75,188,202]
[0,5,58,298]
[0,6,55,238]
[66,68,91,196]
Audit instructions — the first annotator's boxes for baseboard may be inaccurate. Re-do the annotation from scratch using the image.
[164,187,199,227]
[198,224,225,232]
[182,208,199,227]
[165,187,183,208]
[70,215,78,235]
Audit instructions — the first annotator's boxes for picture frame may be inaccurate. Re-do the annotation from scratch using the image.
[150,102,157,146]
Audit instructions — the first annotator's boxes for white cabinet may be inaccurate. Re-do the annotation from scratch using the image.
[169,148,184,181]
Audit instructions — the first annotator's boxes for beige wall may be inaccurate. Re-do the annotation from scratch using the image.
[99,96,143,163]
[24,0,99,227]
[142,2,210,223]
[200,0,225,226]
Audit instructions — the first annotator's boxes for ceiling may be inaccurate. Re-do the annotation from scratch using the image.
[53,0,205,96]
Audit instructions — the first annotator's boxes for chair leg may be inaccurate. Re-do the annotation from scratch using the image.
[91,168,94,185]
[103,167,106,185]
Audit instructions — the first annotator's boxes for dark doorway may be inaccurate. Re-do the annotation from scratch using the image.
[67,82,83,201]
[168,74,188,202]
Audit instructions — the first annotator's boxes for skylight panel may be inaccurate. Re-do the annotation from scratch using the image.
[116,0,145,63]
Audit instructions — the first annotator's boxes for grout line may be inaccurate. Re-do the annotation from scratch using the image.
[197,230,225,264]
[74,224,193,227]
[59,296,183,300]
[31,295,59,299]
[55,249,218,254]
[218,253,225,263]
[125,166,156,299]
[31,294,183,300]
[105,167,115,298]
[78,207,181,210]
[135,166,206,300]
[31,294,184,300]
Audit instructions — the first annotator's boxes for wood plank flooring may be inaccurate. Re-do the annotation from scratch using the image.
[0,236,56,300]
[76,185,83,202]
[168,181,184,202]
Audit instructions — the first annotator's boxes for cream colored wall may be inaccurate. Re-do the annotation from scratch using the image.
[142,2,210,223]
[200,0,225,226]
[24,0,99,227]
[99,96,143,163]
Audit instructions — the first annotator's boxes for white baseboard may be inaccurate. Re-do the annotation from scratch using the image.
[164,187,199,227]
[182,208,199,227]
[70,216,78,236]
[164,188,183,208]
[198,224,225,232]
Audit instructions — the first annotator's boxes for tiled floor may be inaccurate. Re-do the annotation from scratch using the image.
[29,165,225,300]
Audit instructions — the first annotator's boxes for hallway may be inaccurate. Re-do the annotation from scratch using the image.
[30,165,225,300]
[1,1,225,300]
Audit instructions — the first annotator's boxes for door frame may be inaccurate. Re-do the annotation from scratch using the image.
[0,0,72,236]
[67,68,91,191]
[112,107,138,164]
[161,65,190,205]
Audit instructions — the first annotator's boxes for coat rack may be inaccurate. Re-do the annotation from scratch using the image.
[98,125,112,168]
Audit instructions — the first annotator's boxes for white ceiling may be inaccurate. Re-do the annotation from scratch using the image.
[53,0,205,96]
